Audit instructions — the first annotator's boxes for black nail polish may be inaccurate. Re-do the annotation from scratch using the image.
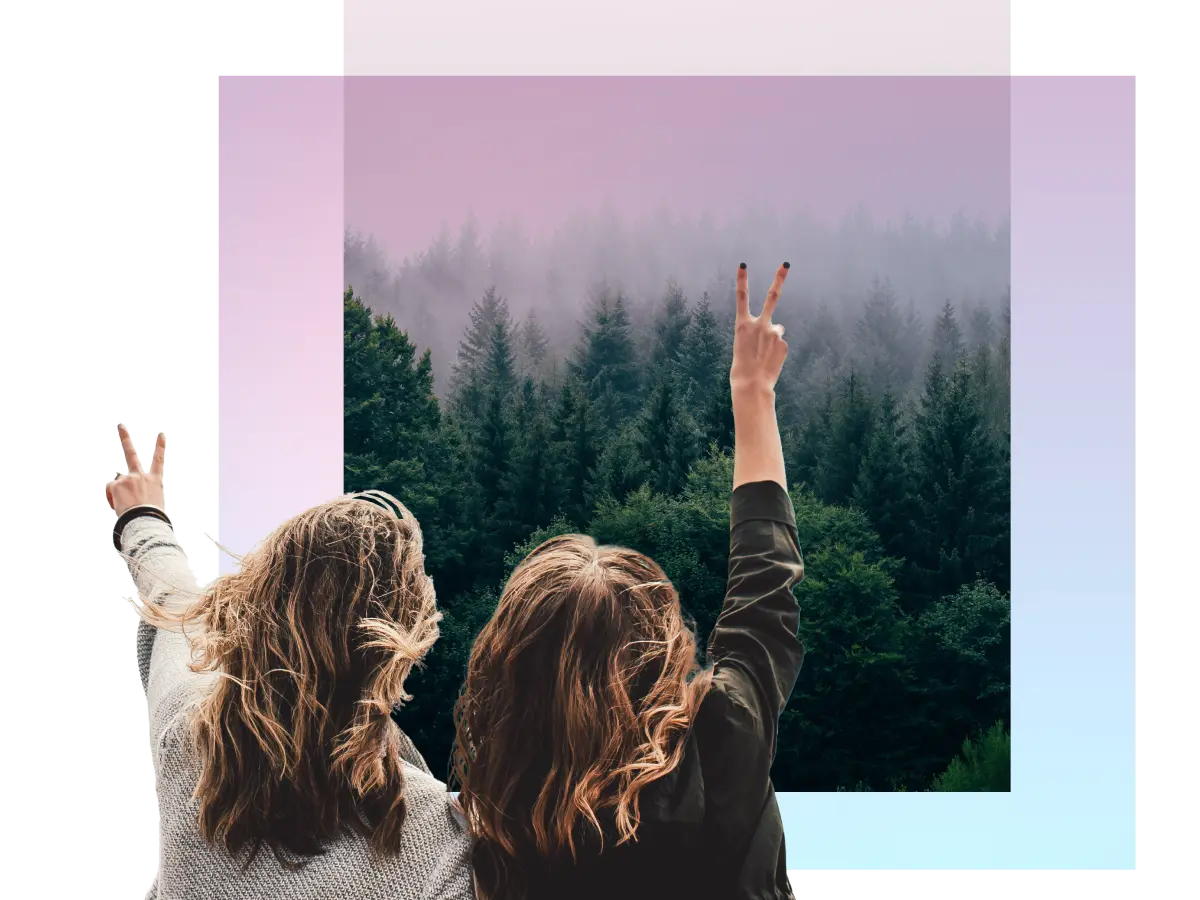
[782,261,791,269]
[739,262,747,270]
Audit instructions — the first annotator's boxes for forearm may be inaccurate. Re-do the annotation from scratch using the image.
[117,515,204,701]
[732,385,786,490]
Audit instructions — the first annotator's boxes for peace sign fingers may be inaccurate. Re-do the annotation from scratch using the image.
[108,424,168,518]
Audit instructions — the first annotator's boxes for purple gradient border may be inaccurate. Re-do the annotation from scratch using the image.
[218,76,1134,868]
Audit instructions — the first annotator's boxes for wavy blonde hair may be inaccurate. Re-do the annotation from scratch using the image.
[452,534,712,899]
[131,493,440,867]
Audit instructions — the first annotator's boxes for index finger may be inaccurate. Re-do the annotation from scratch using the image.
[759,261,791,322]
[736,262,749,321]
[117,423,143,473]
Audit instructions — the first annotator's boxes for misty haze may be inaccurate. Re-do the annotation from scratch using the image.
[346,207,1010,394]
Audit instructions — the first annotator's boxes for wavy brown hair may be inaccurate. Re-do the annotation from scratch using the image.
[452,534,712,899]
[130,493,441,867]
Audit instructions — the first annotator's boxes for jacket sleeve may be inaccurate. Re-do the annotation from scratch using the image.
[694,481,805,880]
[707,479,806,754]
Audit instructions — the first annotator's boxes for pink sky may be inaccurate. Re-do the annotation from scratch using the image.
[345,77,1009,259]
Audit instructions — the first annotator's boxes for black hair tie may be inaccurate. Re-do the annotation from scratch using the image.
[113,505,173,551]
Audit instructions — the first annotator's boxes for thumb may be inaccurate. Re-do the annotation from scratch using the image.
[105,482,115,510]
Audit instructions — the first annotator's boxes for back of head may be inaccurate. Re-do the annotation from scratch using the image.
[453,534,711,898]
[154,492,440,866]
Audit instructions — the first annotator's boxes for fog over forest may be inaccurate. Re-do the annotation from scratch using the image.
[345,206,1011,395]
[342,203,1012,790]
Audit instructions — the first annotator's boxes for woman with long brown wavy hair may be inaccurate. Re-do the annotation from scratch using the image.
[106,429,472,900]
[453,262,806,900]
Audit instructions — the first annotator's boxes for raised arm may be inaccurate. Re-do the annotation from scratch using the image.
[107,425,206,740]
[708,263,806,748]
[694,264,806,879]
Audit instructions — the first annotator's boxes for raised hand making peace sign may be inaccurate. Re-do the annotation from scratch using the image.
[730,261,791,397]
[106,424,167,517]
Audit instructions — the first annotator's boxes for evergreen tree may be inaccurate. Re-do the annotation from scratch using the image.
[498,377,560,534]
[797,303,846,372]
[910,357,1010,602]
[776,542,917,790]
[343,289,461,581]
[551,381,599,527]
[637,372,702,497]
[678,292,727,404]
[591,423,650,503]
[570,288,640,426]
[473,384,512,517]
[792,388,834,490]
[651,280,691,371]
[917,580,1011,768]
[460,380,517,577]
[929,722,1010,792]
[814,369,874,506]
[854,278,907,394]
[969,338,1009,443]
[517,310,549,376]
[900,299,925,385]
[343,288,440,480]
[967,304,996,348]
[853,389,917,565]
[484,313,516,393]
[700,376,736,453]
[930,299,965,366]
[450,286,512,418]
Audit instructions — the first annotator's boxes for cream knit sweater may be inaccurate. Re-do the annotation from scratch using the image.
[121,515,475,900]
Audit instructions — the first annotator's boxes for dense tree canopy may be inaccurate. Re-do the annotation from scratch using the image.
[344,255,1011,790]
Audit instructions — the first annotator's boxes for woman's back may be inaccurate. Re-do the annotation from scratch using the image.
[108,452,475,900]
[452,262,803,900]
[487,481,802,900]
[142,619,472,900]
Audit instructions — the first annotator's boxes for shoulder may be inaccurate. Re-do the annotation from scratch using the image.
[689,669,775,784]
[698,665,766,736]
[400,764,472,845]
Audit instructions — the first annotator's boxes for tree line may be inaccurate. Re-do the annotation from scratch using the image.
[344,273,1011,791]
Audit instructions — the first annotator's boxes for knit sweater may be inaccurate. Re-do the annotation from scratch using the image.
[120,516,475,900]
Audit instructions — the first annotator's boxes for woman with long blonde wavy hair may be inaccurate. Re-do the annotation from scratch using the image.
[106,429,472,900]
[453,263,807,900]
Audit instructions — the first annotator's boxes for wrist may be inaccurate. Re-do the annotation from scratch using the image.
[731,382,777,413]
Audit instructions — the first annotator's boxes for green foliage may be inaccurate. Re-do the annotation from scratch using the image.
[915,581,1011,767]
[813,370,875,505]
[777,541,915,790]
[346,275,1011,791]
[651,280,691,370]
[930,722,1010,792]
[910,357,1010,601]
[930,299,965,366]
[570,287,640,425]
[852,389,918,572]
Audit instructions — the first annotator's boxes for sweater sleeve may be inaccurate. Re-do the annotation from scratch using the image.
[119,516,208,752]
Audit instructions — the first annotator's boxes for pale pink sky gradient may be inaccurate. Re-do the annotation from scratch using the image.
[345,77,1010,259]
